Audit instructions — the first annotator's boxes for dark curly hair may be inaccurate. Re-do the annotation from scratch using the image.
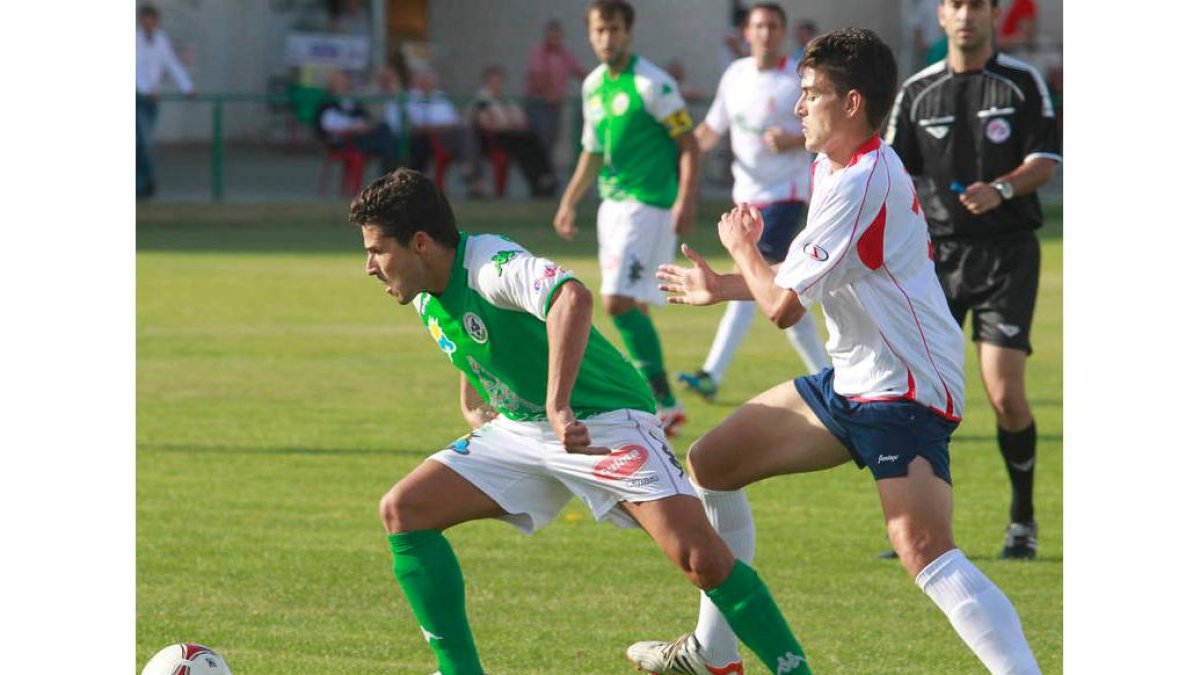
[348,168,459,248]
[587,0,634,29]
[799,27,898,132]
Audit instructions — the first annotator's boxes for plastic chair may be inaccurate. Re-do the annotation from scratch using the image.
[424,132,455,192]
[319,146,368,198]
[482,131,511,198]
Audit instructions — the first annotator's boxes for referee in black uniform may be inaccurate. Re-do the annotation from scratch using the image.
[886,0,1060,559]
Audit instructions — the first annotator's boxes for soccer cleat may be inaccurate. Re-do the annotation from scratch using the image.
[676,370,718,402]
[657,401,687,438]
[1000,521,1038,559]
[626,633,744,675]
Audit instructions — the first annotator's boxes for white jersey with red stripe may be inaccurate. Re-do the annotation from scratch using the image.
[774,136,965,420]
[703,56,812,205]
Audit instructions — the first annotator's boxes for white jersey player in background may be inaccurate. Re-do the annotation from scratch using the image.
[627,26,1041,675]
[677,2,829,403]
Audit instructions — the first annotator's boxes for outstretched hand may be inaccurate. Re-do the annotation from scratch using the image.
[657,243,721,306]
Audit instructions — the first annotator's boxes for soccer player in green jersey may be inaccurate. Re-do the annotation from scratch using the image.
[352,168,812,675]
[553,0,700,437]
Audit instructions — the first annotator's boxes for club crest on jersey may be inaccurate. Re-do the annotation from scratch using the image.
[463,312,488,344]
[427,318,457,357]
[803,243,829,261]
[611,92,630,116]
[986,117,1012,143]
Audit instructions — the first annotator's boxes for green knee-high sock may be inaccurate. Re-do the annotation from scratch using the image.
[611,308,674,405]
[705,560,812,675]
[388,530,484,675]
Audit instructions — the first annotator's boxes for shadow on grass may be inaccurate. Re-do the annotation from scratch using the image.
[136,200,1063,256]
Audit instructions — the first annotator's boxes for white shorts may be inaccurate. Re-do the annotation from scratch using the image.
[429,409,695,534]
[597,199,676,305]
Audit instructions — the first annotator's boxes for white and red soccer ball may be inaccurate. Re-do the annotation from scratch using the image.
[141,643,233,675]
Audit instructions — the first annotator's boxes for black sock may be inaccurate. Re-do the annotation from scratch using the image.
[998,422,1036,523]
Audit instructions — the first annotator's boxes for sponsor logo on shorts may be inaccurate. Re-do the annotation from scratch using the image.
[593,444,649,480]
[804,243,829,261]
[463,312,488,344]
[625,475,660,489]
[997,323,1022,338]
[986,117,1012,143]
[877,454,899,463]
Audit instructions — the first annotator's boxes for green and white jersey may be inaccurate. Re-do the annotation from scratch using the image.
[414,233,656,421]
[581,55,694,209]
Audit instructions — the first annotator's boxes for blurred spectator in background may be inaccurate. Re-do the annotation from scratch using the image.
[136,4,194,200]
[905,0,945,72]
[328,0,370,36]
[718,6,750,69]
[666,60,705,104]
[315,70,398,177]
[523,19,586,164]
[470,66,558,198]
[998,0,1037,52]
[407,69,484,196]
[790,18,817,61]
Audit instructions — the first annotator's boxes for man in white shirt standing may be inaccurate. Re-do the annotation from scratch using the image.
[628,27,1041,675]
[136,4,194,199]
[677,3,829,403]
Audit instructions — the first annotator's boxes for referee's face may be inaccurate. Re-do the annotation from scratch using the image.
[939,0,998,52]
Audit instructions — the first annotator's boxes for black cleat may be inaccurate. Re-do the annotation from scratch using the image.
[1000,521,1038,559]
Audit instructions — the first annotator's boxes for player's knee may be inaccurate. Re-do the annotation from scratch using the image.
[887,519,954,578]
[987,386,1031,427]
[379,484,421,533]
[677,541,735,590]
[602,294,635,316]
[686,438,734,491]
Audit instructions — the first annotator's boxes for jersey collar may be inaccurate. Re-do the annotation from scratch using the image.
[606,54,637,79]
[846,135,882,168]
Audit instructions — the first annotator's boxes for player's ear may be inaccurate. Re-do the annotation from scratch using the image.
[844,90,864,120]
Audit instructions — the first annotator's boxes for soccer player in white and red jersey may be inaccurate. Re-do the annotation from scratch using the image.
[627,28,1041,675]
[676,2,830,404]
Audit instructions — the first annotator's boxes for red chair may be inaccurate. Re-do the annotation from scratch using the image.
[424,132,455,192]
[482,131,511,198]
[318,146,368,198]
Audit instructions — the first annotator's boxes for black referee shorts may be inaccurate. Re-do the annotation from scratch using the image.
[932,232,1040,354]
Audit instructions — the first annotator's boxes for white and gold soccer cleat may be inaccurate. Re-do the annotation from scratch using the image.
[626,633,744,675]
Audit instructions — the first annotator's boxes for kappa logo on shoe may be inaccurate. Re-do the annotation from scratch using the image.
[777,652,806,674]
[877,454,900,463]
[997,323,1022,338]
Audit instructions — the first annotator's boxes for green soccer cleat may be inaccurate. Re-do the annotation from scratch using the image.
[626,633,744,675]
[676,370,718,402]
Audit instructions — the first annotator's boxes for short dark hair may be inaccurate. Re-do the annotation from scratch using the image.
[348,169,460,248]
[799,28,898,132]
[587,0,634,29]
[748,2,787,26]
[138,4,160,19]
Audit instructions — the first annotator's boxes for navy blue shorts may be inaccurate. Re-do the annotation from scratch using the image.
[793,368,958,485]
[757,200,808,263]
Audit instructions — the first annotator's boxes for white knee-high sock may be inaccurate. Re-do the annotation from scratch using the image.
[784,312,830,374]
[917,549,1041,674]
[702,301,757,383]
[693,484,755,665]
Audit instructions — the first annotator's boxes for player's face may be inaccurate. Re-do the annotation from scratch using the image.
[587,10,631,67]
[362,226,426,305]
[796,66,844,153]
[745,8,785,60]
[939,0,998,52]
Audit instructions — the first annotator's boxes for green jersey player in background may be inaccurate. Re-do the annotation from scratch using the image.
[553,0,700,437]
[353,168,812,675]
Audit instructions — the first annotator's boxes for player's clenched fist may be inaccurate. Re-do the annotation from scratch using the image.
[717,203,764,254]
[553,203,578,240]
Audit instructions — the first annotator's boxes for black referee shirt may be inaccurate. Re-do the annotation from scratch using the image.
[885,52,1061,240]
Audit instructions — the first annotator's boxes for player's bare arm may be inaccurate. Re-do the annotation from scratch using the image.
[721,204,805,328]
[693,122,722,154]
[959,157,1059,215]
[553,152,603,240]
[459,373,498,429]
[671,129,701,236]
[544,279,608,455]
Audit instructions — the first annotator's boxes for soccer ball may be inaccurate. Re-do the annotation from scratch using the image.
[141,643,233,675]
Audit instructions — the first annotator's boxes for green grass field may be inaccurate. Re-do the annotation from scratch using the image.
[137,199,1062,674]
